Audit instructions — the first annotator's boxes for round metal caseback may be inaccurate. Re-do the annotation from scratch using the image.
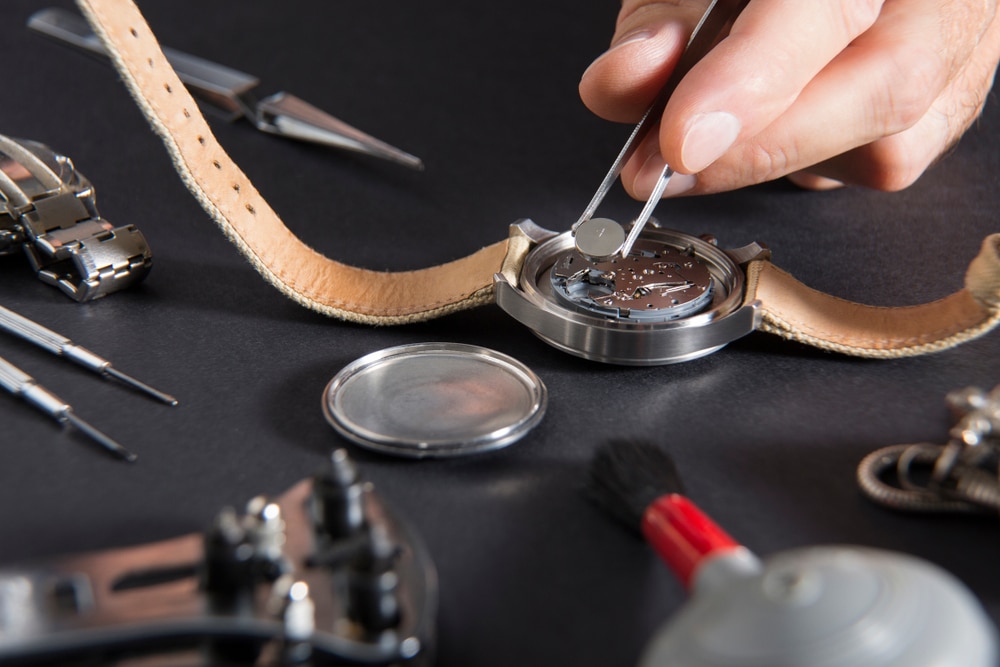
[323,343,547,458]
[494,226,762,365]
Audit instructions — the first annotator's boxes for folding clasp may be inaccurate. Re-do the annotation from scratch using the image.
[0,135,152,301]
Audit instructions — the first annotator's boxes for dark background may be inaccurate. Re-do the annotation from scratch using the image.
[2,1,999,665]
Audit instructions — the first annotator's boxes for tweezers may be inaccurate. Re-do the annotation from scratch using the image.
[573,0,750,260]
[27,7,424,170]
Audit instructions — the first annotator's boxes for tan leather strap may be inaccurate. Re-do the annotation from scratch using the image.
[746,234,1000,358]
[76,0,530,325]
[78,0,1000,355]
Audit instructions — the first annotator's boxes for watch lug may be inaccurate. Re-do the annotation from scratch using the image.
[509,219,558,245]
[724,241,770,266]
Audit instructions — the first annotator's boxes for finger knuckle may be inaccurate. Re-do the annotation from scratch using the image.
[866,165,923,192]
[742,138,800,184]
[871,47,945,133]
[837,0,884,37]
[860,139,933,191]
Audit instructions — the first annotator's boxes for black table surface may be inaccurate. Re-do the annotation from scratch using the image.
[2,2,999,665]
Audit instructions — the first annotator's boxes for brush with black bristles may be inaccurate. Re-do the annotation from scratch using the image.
[585,440,752,590]
[585,441,1000,666]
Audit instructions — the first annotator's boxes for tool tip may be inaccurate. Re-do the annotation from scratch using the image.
[153,392,180,407]
[66,412,139,463]
[389,151,424,171]
[105,367,178,406]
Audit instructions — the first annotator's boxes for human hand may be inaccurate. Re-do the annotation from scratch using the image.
[578,0,1000,198]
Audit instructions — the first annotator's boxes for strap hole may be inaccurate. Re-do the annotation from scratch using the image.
[164,83,173,94]
[246,204,256,215]
[147,58,154,68]
[232,184,241,193]
[129,27,138,38]
[212,160,221,170]
[197,136,206,145]
[182,109,191,118]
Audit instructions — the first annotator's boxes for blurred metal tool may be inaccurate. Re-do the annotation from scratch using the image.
[572,0,750,261]
[858,384,1000,515]
[28,7,424,170]
[0,304,177,406]
[0,355,137,461]
[0,452,437,663]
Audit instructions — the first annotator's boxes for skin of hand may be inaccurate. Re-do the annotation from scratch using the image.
[578,0,1000,198]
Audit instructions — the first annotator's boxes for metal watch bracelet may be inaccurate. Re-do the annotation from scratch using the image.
[0,134,151,301]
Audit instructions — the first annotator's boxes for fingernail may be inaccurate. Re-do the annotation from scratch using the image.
[681,111,741,173]
[786,172,845,191]
[633,152,697,199]
[581,29,655,81]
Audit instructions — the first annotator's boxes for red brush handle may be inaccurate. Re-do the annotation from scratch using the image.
[641,494,741,589]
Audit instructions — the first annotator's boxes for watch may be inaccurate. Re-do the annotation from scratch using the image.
[74,0,1000,363]
[0,134,152,301]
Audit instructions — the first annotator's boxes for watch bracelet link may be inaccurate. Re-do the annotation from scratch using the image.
[0,134,152,301]
[77,0,1000,357]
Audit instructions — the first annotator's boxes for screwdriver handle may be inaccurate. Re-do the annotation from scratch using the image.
[0,304,69,355]
[0,304,115,375]
[0,305,177,405]
[0,355,137,461]
[0,356,69,419]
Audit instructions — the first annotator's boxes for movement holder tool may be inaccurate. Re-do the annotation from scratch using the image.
[0,450,437,665]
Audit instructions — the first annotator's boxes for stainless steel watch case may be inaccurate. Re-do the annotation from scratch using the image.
[494,220,768,365]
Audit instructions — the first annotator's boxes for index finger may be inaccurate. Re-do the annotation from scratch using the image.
[579,1,709,123]
[661,0,885,173]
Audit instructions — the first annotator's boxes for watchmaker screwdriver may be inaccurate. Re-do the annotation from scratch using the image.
[0,305,177,406]
[0,355,137,462]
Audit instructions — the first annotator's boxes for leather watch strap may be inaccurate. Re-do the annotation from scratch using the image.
[75,0,530,325]
[745,233,1000,358]
[77,0,1000,355]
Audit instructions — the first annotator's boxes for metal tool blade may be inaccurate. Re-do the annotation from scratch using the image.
[28,7,424,169]
[257,92,424,170]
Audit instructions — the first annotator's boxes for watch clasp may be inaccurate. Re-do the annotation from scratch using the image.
[0,136,153,301]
